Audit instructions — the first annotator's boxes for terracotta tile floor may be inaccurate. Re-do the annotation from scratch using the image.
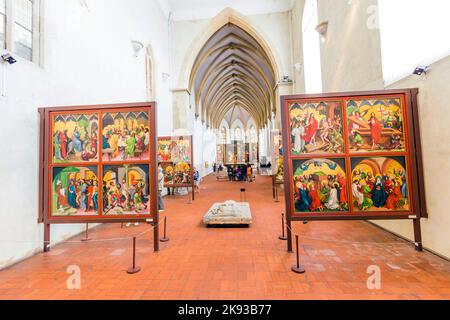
[1,175,449,300]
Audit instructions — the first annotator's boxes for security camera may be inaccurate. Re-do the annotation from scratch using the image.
[413,66,428,76]
[1,53,17,65]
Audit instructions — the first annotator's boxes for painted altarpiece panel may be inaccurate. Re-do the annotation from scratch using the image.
[281,90,426,222]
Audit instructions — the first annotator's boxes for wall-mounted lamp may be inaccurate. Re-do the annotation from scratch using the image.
[162,72,171,82]
[79,0,90,10]
[316,21,328,42]
[131,40,144,57]
[293,62,302,73]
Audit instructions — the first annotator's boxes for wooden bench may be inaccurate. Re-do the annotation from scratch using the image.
[216,174,230,181]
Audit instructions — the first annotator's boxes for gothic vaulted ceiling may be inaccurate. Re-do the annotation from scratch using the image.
[190,23,277,130]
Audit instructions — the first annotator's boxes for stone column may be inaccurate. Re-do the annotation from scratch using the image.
[172,89,192,131]
[273,82,294,130]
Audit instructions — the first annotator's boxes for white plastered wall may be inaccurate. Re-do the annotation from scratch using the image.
[0,0,173,269]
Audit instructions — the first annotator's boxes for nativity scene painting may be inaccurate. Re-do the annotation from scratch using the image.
[351,157,410,212]
[51,166,99,217]
[292,158,349,213]
[289,101,345,155]
[347,98,406,153]
[102,164,150,215]
[102,111,150,162]
[52,114,99,163]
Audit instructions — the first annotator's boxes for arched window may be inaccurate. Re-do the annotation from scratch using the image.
[234,127,242,141]
[378,0,450,84]
[250,125,257,143]
[302,0,322,93]
[1,0,41,62]
[220,127,227,144]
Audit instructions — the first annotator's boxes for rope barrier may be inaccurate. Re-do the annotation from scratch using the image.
[284,221,411,247]
[3,215,168,248]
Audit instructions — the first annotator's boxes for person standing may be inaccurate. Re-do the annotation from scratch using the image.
[193,167,200,194]
[247,165,253,183]
[158,164,165,212]
[227,166,233,181]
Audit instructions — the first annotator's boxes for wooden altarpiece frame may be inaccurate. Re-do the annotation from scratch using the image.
[280,89,427,252]
[38,102,159,252]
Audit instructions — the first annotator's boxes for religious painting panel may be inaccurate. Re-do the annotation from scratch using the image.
[102,164,150,216]
[236,142,246,164]
[216,144,225,164]
[292,158,349,214]
[157,136,193,187]
[52,113,99,164]
[157,136,192,163]
[226,144,236,164]
[350,156,410,212]
[161,162,192,186]
[102,111,150,162]
[271,130,283,179]
[289,101,345,155]
[347,97,406,153]
[249,143,258,164]
[51,166,99,217]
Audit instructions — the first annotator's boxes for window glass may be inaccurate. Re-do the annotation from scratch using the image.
[0,0,5,49]
[379,0,450,84]
[14,0,33,60]
[302,0,322,94]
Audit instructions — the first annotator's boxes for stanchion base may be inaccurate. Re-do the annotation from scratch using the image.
[279,236,288,241]
[81,238,92,242]
[291,265,306,274]
[127,267,141,274]
[160,238,170,243]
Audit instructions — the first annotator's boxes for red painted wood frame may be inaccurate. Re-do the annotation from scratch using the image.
[280,89,427,223]
[158,135,195,201]
[38,102,159,226]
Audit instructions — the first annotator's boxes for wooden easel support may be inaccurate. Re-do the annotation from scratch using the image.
[286,219,293,253]
[43,223,51,252]
[413,218,423,252]
[274,185,280,203]
[81,223,92,242]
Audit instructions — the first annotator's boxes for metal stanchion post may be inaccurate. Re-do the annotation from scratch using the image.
[240,188,246,202]
[160,216,169,242]
[291,235,306,274]
[81,223,92,242]
[127,237,141,274]
[279,213,288,241]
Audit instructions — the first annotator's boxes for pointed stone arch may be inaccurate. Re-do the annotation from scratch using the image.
[178,8,282,90]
